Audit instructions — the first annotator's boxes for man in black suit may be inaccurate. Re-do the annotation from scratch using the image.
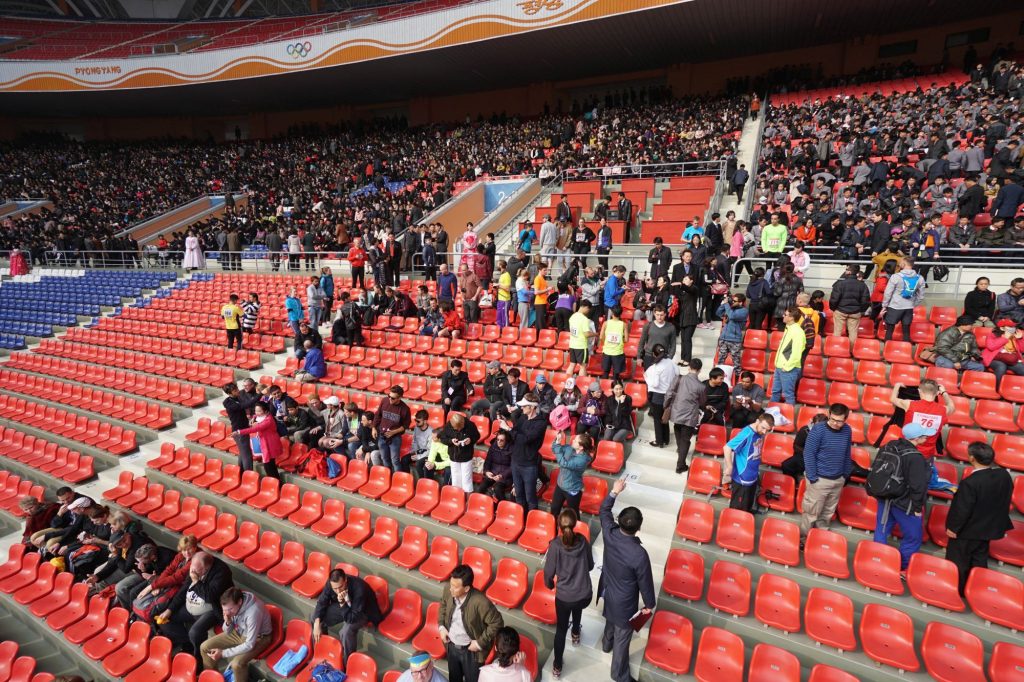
[992,175,1024,222]
[617,192,633,243]
[957,175,987,221]
[647,238,672,281]
[555,195,573,224]
[312,568,384,663]
[945,442,1013,595]
[704,212,724,253]
[598,479,655,682]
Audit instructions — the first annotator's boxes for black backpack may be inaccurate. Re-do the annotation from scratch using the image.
[865,440,910,500]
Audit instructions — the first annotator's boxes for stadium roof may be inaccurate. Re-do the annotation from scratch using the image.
[0,0,1017,117]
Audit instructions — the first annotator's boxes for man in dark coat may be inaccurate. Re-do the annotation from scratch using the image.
[598,479,655,682]
[437,564,503,682]
[945,442,1013,594]
[992,175,1024,221]
[957,175,987,220]
[159,552,233,656]
[312,568,384,664]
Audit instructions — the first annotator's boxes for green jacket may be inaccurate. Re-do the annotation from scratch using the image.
[775,321,807,372]
[761,223,789,253]
[934,326,981,364]
[438,586,504,663]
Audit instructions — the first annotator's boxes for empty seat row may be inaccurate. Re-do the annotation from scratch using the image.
[4,353,207,408]
[62,329,261,370]
[0,471,44,517]
[33,339,236,388]
[0,395,136,456]
[0,369,174,430]
[0,322,52,338]
[0,334,26,350]
[91,317,285,353]
[0,426,95,483]
[0,639,55,682]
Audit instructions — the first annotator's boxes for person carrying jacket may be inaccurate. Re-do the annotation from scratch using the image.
[201,588,274,682]
[829,265,871,343]
[934,316,985,371]
[872,423,932,570]
[543,508,594,679]
[159,552,233,657]
[662,358,707,474]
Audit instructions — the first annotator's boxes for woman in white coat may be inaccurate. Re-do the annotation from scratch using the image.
[182,231,205,270]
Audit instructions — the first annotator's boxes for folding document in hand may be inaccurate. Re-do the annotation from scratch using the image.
[629,609,653,632]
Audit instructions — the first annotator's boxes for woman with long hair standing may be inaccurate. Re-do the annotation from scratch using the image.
[543,508,594,679]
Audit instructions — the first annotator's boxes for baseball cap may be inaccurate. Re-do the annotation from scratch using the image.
[408,653,432,671]
[998,319,1017,328]
[564,377,575,389]
[516,397,539,407]
[536,374,547,384]
[67,497,91,512]
[589,381,601,392]
[902,423,937,440]
[323,396,340,406]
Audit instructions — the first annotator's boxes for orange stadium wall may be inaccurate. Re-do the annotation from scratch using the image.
[4,10,1023,141]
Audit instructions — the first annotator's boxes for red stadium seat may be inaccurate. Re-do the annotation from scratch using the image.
[461,547,493,590]
[803,528,849,579]
[989,642,1024,682]
[993,433,1024,471]
[836,486,877,531]
[362,517,401,558]
[804,588,856,651]
[457,493,494,533]
[64,596,114,644]
[748,644,800,682]
[410,603,446,660]
[486,501,524,543]
[429,486,465,524]
[288,491,324,528]
[754,573,801,633]
[674,499,714,543]
[757,516,800,567]
[43,583,92,631]
[693,627,744,682]
[859,603,919,672]
[123,635,172,682]
[705,560,750,617]
[921,622,985,682]
[518,510,555,553]
[685,458,721,495]
[965,567,1024,630]
[311,499,346,537]
[293,552,330,599]
[808,665,859,682]
[418,536,459,581]
[405,478,440,516]
[974,399,1017,432]
[244,531,282,573]
[522,571,556,625]
[344,652,377,682]
[853,540,904,595]
[662,548,704,601]
[336,508,372,548]
[694,424,726,455]
[267,541,305,585]
[265,620,312,676]
[485,558,528,608]
[715,508,754,554]
[378,588,423,643]
[644,611,693,675]
[946,428,988,462]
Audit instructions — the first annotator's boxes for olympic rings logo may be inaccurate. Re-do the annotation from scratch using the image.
[286,41,313,59]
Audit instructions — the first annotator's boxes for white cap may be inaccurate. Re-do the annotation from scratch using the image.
[323,396,340,406]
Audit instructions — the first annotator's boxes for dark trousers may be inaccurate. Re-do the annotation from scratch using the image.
[883,307,914,341]
[601,353,625,379]
[729,482,757,512]
[226,328,243,350]
[602,619,634,682]
[553,595,589,669]
[534,302,548,332]
[160,609,219,656]
[233,435,253,472]
[550,485,582,518]
[648,394,668,445]
[673,423,697,470]
[679,324,696,362]
[261,460,281,480]
[729,407,758,428]
[475,476,512,501]
[597,247,610,271]
[946,537,990,596]
[446,642,481,682]
[315,608,368,662]
[512,463,539,511]
[352,266,366,289]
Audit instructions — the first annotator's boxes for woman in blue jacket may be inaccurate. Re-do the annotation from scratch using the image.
[551,431,594,517]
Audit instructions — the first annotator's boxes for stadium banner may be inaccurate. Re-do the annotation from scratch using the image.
[0,0,684,92]
[483,179,528,212]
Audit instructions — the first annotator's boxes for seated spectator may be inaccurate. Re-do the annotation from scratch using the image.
[87,512,149,593]
[471,361,508,420]
[315,396,346,453]
[963,277,996,328]
[533,374,558,415]
[554,377,582,424]
[438,300,465,338]
[439,412,481,493]
[575,382,605,439]
[64,504,115,579]
[408,409,434,478]
[200,588,274,682]
[283,399,322,445]
[332,292,363,346]
[353,411,383,466]
[995,277,1024,325]
[396,652,446,682]
[294,340,326,383]
[419,298,445,336]
[115,542,174,609]
[982,320,1024,388]
[422,431,452,485]
[415,285,431,317]
[478,626,532,682]
[602,381,635,443]
[477,431,513,501]
[934,315,986,372]
[293,321,322,359]
[728,371,765,428]
[312,568,384,664]
[158,552,233,657]
[440,360,472,416]
[133,535,200,619]
[29,486,92,550]
[18,497,58,547]
[701,368,729,425]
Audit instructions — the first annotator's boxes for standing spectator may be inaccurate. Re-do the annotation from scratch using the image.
[543,508,593,680]
[385,233,403,286]
[995,277,1024,325]
[732,164,749,202]
[598,305,627,380]
[616,193,633,241]
[963,277,996,327]
[373,386,412,473]
[871,424,933,571]
[945,442,1014,595]
[478,627,532,682]
[603,265,626,311]
[158,552,233,658]
[287,231,301,271]
[183,230,205,271]
[507,392,546,512]
[440,360,472,417]
[677,272,701,362]
[515,270,533,331]
[232,403,282,480]
[458,263,482,324]
[881,257,924,341]
[311,568,384,663]
[729,371,766,428]
[220,294,244,350]
[306,276,325,328]
[770,307,806,404]
[539,216,558,264]
[266,229,283,272]
[293,321,322,359]
[302,229,317,271]
[223,382,256,472]
[647,238,672,281]
[760,213,789,258]
[799,403,853,540]
[436,263,458,305]
[200,588,273,682]
[437,565,504,682]
[662,358,706,473]
[570,218,595,267]
[597,479,655,682]
[566,300,595,377]
[348,237,367,289]
[595,218,613,271]
[829,264,870,344]
[550,431,594,517]
[285,287,303,337]
[934,315,986,371]
[532,263,552,332]
[715,292,748,369]
[241,293,260,340]
[476,431,513,501]
[494,260,512,328]
[643,344,676,448]
[440,413,480,493]
[891,379,957,492]
[723,413,775,512]
[637,305,676,369]
[320,267,335,321]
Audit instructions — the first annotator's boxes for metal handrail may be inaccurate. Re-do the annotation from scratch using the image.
[741,91,769,221]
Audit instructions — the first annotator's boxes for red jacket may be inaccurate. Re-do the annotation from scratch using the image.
[348,246,367,268]
[982,331,1024,367]
[151,551,190,591]
[870,274,889,304]
[237,415,283,462]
